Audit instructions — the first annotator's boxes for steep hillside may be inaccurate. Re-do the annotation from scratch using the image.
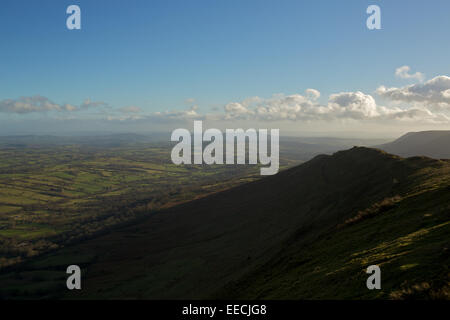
[219,170,450,299]
[378,131,450,159]
[1,147,449,299]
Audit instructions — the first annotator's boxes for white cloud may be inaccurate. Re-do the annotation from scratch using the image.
[395,65,424,81]
[160,105,199,118]
[443,89,450,99]
[305,88,321,100]
[377,76,450,108]
[0,95,63,114]
[224,102,254,119]
[0,95,108,114]
[223,90,388,122]
[224,89,330,121]
[222,88,449,124]
[328,91,381,119]
[378,107,450,124]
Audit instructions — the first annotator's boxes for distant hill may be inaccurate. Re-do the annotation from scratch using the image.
[1,147,449,299]
[378,131,450,159]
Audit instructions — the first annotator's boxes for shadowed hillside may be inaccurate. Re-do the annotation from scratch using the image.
[1,147,449,299]
[378,131,450,159]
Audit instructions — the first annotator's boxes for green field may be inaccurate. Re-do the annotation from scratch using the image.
[0,141,270,268]
[0,136,314,270]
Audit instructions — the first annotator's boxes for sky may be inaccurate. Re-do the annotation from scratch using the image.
[1,0,450,137]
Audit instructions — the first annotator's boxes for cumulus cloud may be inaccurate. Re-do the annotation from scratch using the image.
[326,92,450,123]
[224,102,255,119]
[305,88,321,100]
[154,105,200,119]
[328,91,381,119]
[0,95,108,114]
[224,90,329,121]
[0,95,65,114]
[222,88,449,124]
[377,76,450,108]
[395,66,424,81]
[223,90,390,122]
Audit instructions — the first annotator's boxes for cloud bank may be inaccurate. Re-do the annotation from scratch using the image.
[0,95,108,114]
[377,76,450,108]
[221,86,449,124]
[2,71,449,129]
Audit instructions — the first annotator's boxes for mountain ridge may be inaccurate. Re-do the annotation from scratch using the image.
[378,130,450,159]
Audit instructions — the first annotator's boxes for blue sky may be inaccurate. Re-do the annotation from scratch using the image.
[1,0,450,136]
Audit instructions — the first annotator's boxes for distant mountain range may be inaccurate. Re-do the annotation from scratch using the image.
[2,145,448,299]
[377,130,450,159]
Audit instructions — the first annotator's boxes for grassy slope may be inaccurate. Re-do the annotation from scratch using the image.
[218,180,450,299]
[0,147,448,299]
